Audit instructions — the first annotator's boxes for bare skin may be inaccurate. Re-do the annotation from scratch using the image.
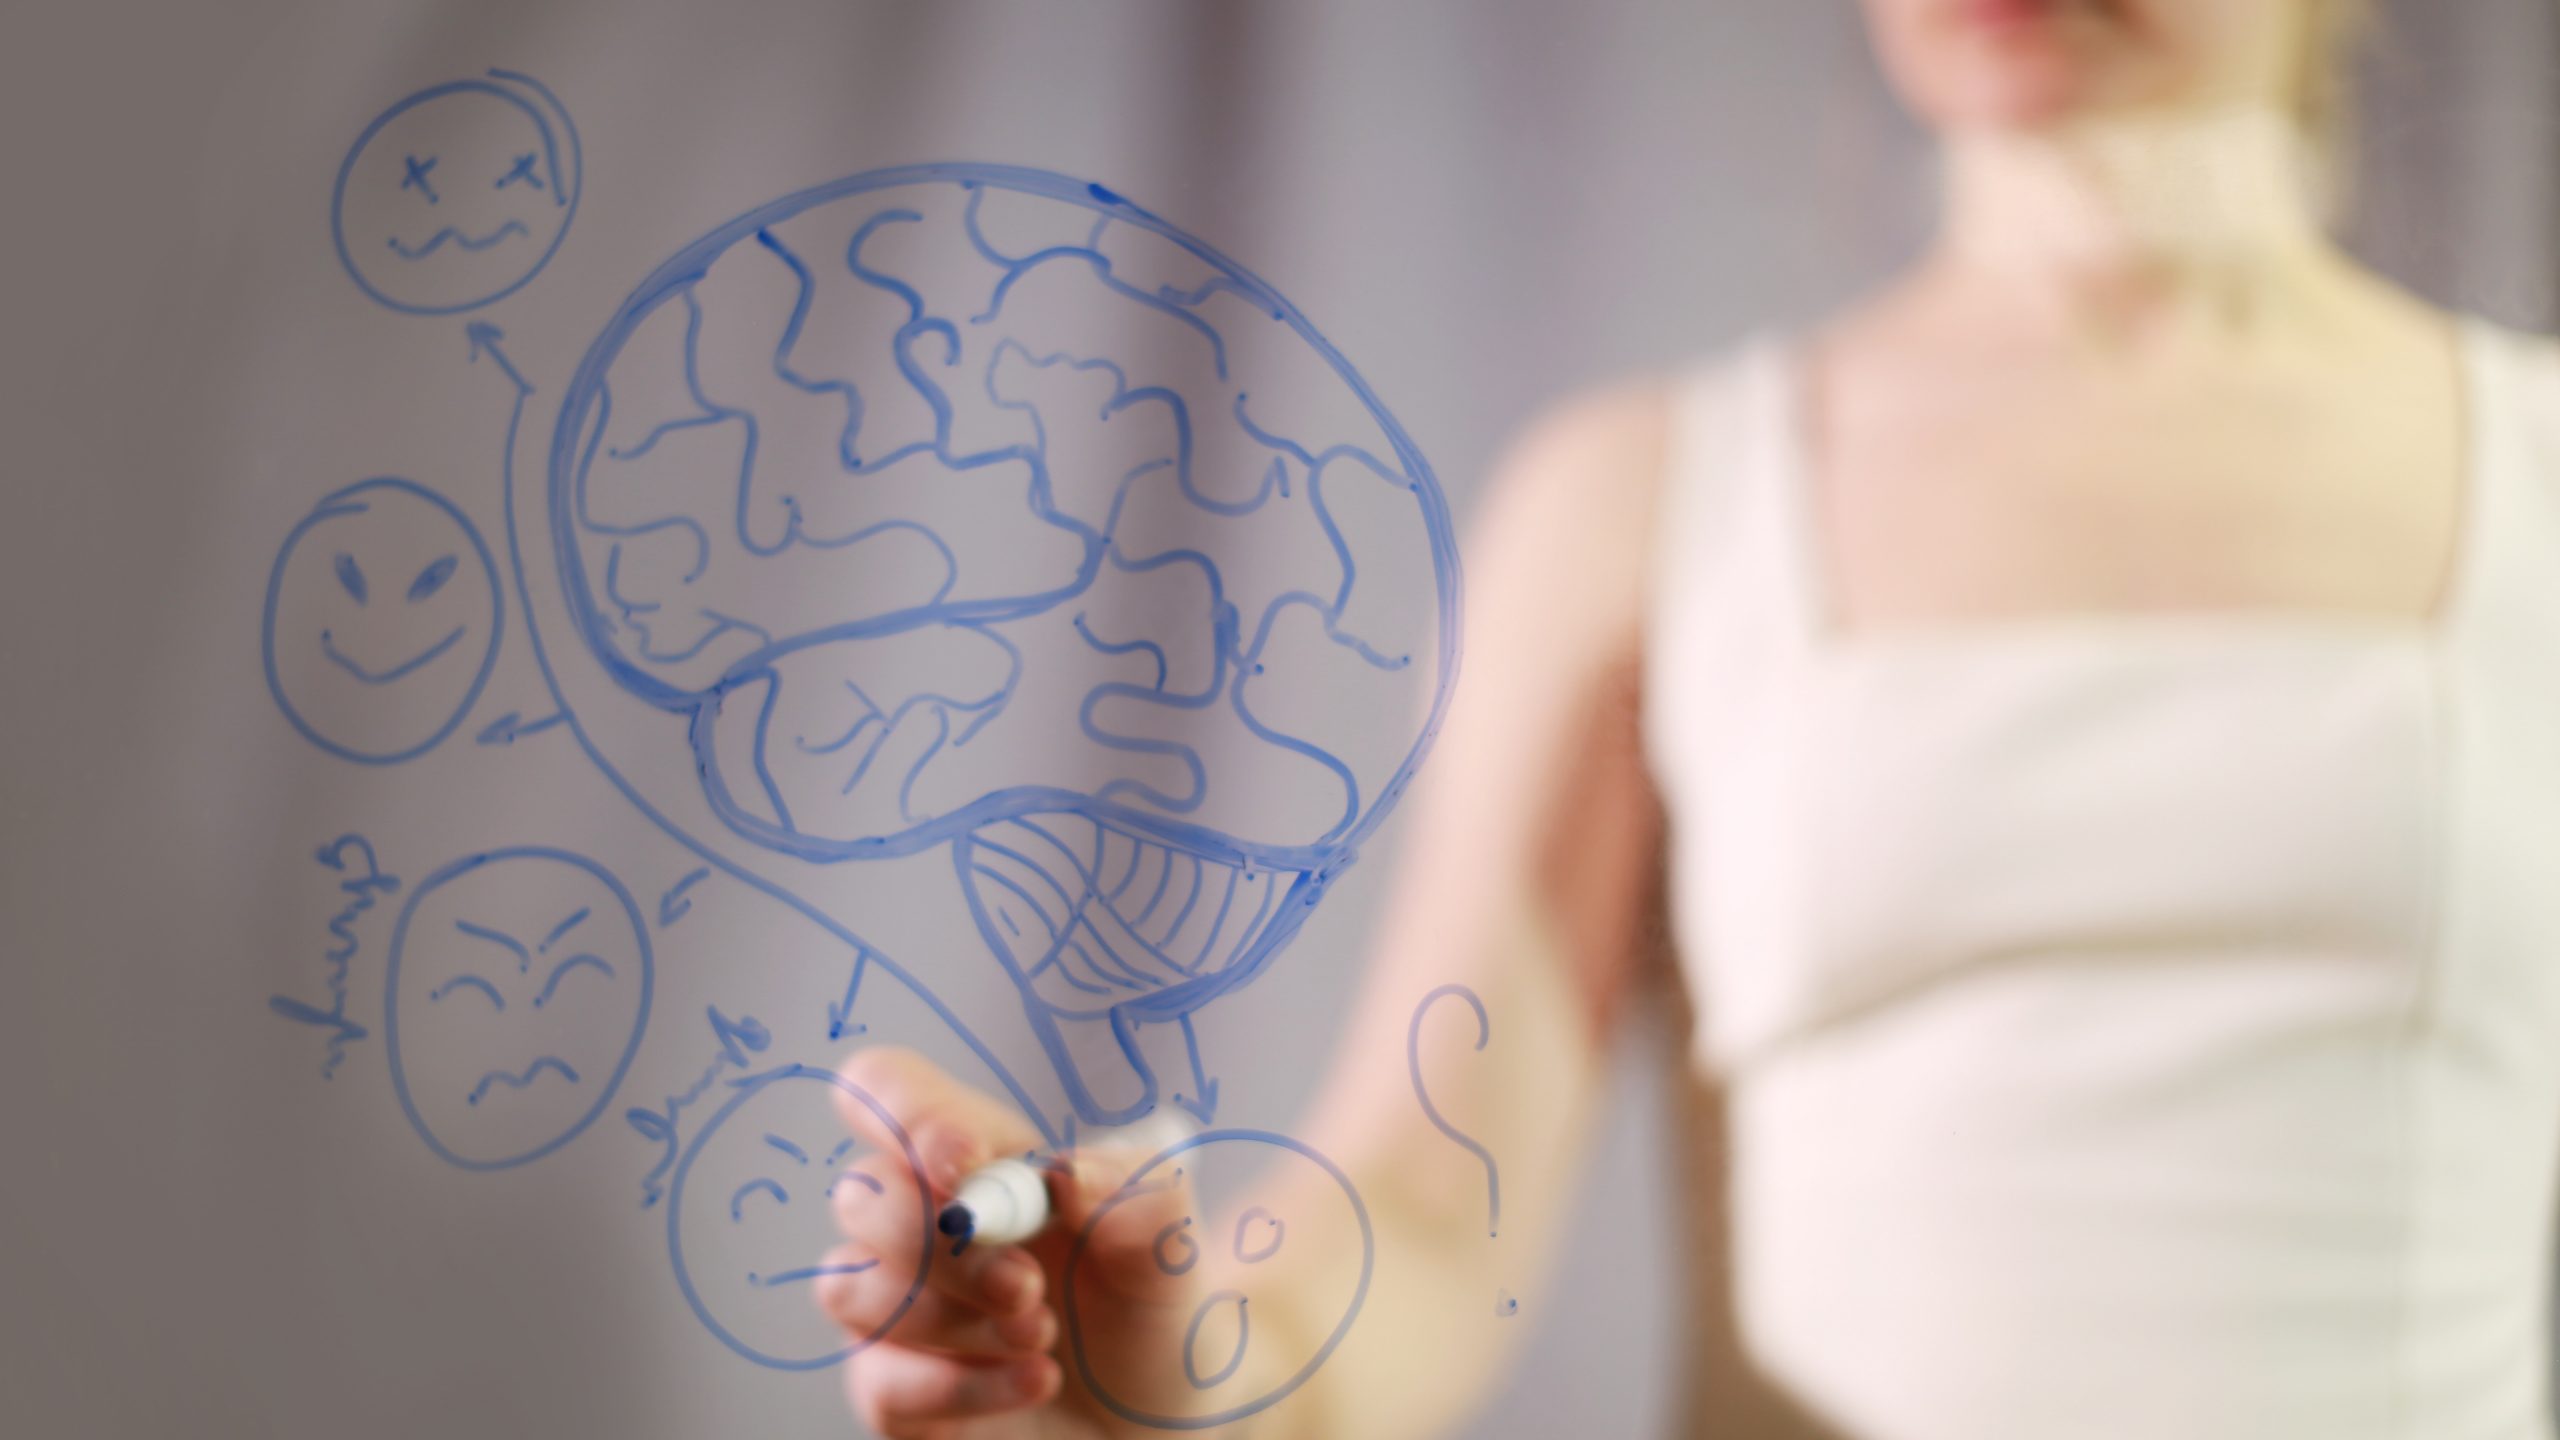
[817,2,2472,1436]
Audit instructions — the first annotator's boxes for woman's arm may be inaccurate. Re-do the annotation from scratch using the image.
[1255,379,1677,1438]
[820,378,1680,1439]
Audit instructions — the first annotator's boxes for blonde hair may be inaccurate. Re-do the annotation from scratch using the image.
[2298,0,2376,217]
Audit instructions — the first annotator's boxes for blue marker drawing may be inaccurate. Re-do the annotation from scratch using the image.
[627,1005,773,1209]
[826,943,876,1042]
[657,866,713,928]
[525,164,1460,1136]
[667,1063,933,1370]
[1063,1128,1372,1429]
[268,834,402,1077]
[1407,983,1498,1239]
[475,709,566,746]
[331,69,581,315]
[384,846,653,1171]
[263,477,503,766]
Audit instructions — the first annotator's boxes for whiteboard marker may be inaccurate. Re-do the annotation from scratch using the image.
[936,1110,1196,1249]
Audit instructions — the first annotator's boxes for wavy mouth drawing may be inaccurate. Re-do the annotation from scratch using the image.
[387,220,531,260]
[746,1259,879,1288]
[322,626,466,685]
[466,1056,581,1106]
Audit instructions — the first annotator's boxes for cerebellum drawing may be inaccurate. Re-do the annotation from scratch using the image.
[533,164,1459,1128]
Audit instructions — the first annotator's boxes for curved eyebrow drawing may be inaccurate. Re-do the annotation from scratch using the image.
[428,973,506,1011]
[762,1134,809,1165]
[455,919,530,972]
[825,1168,884,1202]
[729,1177,790,1222]
[539,907,591,953]
[533,952,614,1008]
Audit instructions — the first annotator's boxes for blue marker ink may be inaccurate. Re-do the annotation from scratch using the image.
[626,1005,772,1208]
[1063,1128,1373,1429]
[656,866,713,928]
[667,1063,933,1370]
[384,847,652,1171]
[825,943,876,1042]
[331,69,581,315]
[1407,983,1498,1239]
[268,834,401,1077]
[533,164,1461,1137]
[263,478,502,766]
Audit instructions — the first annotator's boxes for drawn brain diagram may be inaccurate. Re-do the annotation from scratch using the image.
[536,165,1458,1127]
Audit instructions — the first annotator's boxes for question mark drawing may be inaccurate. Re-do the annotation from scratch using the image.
[1407,983,1516,1317]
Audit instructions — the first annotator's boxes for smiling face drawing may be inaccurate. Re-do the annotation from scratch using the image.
[263,477,501,765]
[331,72,580,315]
[385,847,653,1171]
[668,1066,932,1370]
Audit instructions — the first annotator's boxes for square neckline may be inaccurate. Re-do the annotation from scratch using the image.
[1765,314,2495,660]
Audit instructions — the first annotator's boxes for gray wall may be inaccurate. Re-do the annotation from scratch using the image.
[2,3,2551,1437]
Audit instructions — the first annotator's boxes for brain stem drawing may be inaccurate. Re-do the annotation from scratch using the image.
[550,166,1456,1127]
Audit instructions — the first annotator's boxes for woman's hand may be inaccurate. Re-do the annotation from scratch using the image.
[818,1045,1208,1439]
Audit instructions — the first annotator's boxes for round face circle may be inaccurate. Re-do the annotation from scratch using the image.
[383,847,653,1170]
[331,73,581,315]
[1063,1130,1372,1429]
[666,1065,934,1370]
[263,477,502,765]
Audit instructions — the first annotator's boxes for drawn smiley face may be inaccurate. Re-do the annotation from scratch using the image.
[667,1065,933,1370]
[263,477,501,764]
[384,847,653,1170]
[331,70,581,315]
[1065,1130,1374,1430]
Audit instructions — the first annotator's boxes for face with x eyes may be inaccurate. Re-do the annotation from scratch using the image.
[385,848,653,1171]
[263,477,501,764]
[669,1066,932,1369]
[331,73,579,314]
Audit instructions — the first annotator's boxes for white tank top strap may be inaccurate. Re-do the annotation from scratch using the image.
[1639,330,1813,805]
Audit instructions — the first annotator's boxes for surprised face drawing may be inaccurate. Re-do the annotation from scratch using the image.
[330,71,580,315]
[384,847,653,1171]
[263,477,501,765]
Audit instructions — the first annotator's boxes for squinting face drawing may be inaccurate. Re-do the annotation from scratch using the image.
[385,847,653,1170]
[668,1065,933,1370]
[331,72,580,315]
[263,477,501,764]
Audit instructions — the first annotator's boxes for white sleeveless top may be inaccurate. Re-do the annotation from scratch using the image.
[1641,317,2560,1439]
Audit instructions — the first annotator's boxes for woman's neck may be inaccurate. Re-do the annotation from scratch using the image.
[1930,104,2337,339]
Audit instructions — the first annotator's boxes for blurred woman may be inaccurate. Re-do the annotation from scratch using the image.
[817,2,2560,1435]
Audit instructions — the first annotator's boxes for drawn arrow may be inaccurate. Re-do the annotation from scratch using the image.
[657,867,711,928]
[466,320,532,396]
[1170,1014,1220,1125]
[474,709,566,746]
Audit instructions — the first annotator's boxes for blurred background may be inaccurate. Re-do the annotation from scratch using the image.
[3,2,2555,1436]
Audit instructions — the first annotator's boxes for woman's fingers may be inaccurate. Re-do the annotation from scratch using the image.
[832,1153,1053,1319]
[1039,1138,1202,1309]
[844,1345,1062,1439]
[813,1244,1058,1359]
[833,1045,1046,1194]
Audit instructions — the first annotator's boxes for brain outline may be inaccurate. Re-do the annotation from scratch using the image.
[544,163,1459,1123]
